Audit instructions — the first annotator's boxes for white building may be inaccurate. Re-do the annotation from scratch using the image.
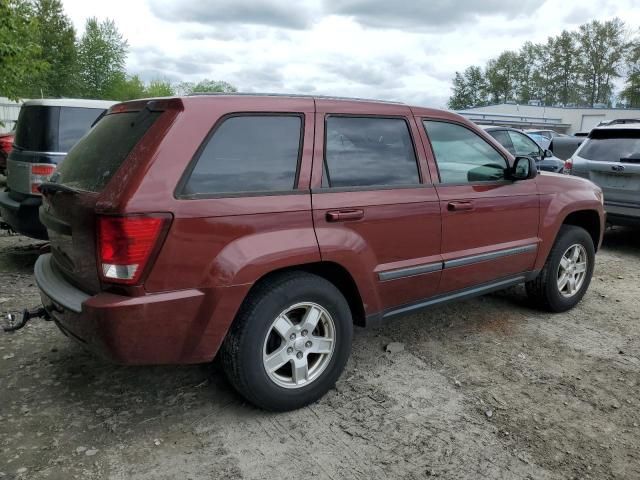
[457,103,640,134]
[0,97,23,133]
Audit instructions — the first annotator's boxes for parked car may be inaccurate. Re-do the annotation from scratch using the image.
[525,129,568,141]
[0,130,15,176]
[34,95,604,411]
[0,99,114,238]
[566,122,640,226]
[482,126,565,173]
[549,136,586,161]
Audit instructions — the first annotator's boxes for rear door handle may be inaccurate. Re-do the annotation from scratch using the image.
[326,209,364,222]
[447,201,474,212]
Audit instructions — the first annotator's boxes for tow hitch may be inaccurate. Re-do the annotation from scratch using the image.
[3,306,50,333]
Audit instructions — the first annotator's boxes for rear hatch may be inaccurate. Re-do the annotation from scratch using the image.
[40,102,169,293]
[7,105,106,196]
[572,128,640,206]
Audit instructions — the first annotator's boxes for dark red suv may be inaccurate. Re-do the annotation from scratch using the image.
[35,95,605,411]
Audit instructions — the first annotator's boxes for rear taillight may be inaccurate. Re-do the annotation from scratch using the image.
[30,164,56,194]
[0,137,12,154]
[97,214,170,285]
[563,159,573,175]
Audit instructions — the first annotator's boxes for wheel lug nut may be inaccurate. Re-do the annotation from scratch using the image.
[287,347,293,354]
[296,351,303,359]
[289,333,296,340]
[305,341,312,348]
[301,330,308,337]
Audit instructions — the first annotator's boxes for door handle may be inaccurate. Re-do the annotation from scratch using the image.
[447,201,474,212]
[326,209,364,222]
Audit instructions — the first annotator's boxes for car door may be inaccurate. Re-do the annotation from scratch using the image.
[311,100,442,315]
[420,119,540,294]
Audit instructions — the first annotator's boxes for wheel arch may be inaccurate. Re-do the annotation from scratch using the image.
[561,209,602,252]
[242,261,367,327]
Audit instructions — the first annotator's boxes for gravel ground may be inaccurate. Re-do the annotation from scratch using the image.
[0,227,639,480]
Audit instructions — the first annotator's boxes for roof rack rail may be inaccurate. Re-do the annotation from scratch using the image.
[186,92,405,105]
[597,118,640,127]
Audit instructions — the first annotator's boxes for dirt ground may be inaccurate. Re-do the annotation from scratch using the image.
[1,226,639,480]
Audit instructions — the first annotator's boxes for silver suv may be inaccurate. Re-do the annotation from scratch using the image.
[567,122,640,226]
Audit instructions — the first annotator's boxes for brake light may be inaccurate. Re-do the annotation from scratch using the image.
[30,164,56,194]
[563,159,573,175]
[97,215,170,285]
[0,137,13,154]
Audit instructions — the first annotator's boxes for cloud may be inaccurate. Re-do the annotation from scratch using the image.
[149,0,314,29]
[322,0,545,31]
[323,58,408,88]
[130,47,231,78]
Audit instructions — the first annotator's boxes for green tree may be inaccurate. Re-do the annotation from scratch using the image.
[513,41,537,104]
[577,18,627,106]
[620,40,640,107]
[145,79,175,97]
[107,74,145,100]
[485,51,518,103]
[77,17,128,99]
[447,71,471,109]
[549,30,580,106]
[178,79,237,95]
[31,0,77,98]
[0,0,45,100]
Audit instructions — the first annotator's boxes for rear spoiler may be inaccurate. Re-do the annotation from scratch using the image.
[107,98,184,115]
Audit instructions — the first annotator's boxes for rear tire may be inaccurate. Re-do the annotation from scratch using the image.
[526,225,595,312]
[221,271,353,411]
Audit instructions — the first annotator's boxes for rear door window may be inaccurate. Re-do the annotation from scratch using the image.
[182,115,302,196]
[58,107,105,152]
[54,110,161,192]
[323,116,420,188]
[578,129,640,162]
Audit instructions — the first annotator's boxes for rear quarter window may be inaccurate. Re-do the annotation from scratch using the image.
[54,110,161,192]
[182,115,303,196]
[14,106,58,152]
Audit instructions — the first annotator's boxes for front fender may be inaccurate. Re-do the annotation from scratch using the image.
[535,175,605,270]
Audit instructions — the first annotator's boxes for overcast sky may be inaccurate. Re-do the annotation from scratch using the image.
[61,0,640,108]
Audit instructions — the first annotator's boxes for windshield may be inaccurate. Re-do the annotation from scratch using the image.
[578,129,640,162]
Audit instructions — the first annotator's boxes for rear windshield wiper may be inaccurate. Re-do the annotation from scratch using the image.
[39,182,78,195]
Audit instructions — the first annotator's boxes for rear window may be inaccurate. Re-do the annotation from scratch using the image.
[182,115,302,196]
[58,107,105,152]
[14,106,58,152]
[579,129,640,162]
[54,110,160,192]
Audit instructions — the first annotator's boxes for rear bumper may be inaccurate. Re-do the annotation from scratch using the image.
[35,254,245,365]
[0,191,48,239]
[604,201,640,226]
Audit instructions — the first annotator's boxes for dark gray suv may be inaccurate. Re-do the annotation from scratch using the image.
[0,99,114,239]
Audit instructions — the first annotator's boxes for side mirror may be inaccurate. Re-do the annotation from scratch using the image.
[510,156,538,180]
[543,149,553,158]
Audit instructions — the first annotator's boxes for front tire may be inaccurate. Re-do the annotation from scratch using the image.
[526,225,595,312]
[221,272,353,411]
